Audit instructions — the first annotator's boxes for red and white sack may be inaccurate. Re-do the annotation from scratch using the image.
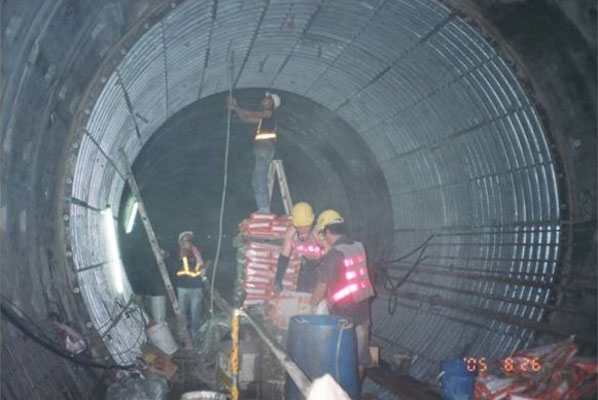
[475,376,529,400]
[508,337,577,378]
[250,212,277,221]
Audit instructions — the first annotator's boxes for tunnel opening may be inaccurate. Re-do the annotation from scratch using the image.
[117,89,393,301]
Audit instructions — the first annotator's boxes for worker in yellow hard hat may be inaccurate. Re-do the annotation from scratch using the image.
[228,91,281,213]
[310,209,375,380]
[273,202,325,293]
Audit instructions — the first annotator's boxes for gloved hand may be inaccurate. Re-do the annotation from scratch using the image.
[273,280,283,295]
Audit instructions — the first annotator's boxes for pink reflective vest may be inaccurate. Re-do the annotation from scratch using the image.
[292,232,323,260]
[328,241,374,305]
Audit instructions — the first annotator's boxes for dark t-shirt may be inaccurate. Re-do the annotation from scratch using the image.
[170,247,204,289]
[318,236,370,326]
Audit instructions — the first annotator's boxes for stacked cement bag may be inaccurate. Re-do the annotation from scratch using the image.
[239,212,291,237]
[243,242,301,306]
[236,213,301,307]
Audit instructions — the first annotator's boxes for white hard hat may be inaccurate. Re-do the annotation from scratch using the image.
[265,91,281,109]
[178,231,194,243]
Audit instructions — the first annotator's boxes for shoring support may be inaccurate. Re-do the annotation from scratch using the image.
[230,309,241,400]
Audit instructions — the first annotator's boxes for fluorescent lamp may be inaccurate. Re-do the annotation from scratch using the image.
[125,201,138,234]
[102,207,124,294]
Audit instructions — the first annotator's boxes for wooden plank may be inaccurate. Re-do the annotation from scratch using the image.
[366,367,441,400]
[118,148,194,350]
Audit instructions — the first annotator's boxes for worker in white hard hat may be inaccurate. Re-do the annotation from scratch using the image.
[273,202,326,294]
[228,91,281,213]
[171,231,206,344]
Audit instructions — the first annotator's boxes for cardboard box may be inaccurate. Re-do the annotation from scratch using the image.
[140,343,178,380]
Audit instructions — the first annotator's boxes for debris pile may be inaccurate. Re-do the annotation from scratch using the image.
[475,337,597,399]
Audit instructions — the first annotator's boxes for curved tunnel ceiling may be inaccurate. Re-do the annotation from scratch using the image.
[62,0,564,384]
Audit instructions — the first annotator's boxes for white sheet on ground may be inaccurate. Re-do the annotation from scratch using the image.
[307,374,351,400]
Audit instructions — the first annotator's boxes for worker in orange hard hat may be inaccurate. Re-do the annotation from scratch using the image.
[273,202,326,294]
[310,210,375,380]
[228,91,281,213]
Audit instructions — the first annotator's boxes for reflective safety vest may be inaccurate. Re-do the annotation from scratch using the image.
[254,116,277,141]
[328,241,374,305]
[292,232,323,260]
[176,247,203,278]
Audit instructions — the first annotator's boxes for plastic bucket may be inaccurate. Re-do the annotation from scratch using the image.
[440,360,476,400]
[147,295,167,321]
[285,315,359,400]
[180,391,227,400]
[146,321,178,355]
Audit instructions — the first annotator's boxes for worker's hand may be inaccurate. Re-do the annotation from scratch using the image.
[227,97,238,110]
[273,280,283,295]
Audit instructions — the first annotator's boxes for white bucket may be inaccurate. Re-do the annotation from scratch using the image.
[146,321,178,355]
[180,391,228,400]
[147,295,167,321]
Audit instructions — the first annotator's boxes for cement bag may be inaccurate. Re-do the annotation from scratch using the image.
[105,375,168,400]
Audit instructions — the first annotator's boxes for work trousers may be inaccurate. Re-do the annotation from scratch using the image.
[176,287,203,341]
[252,140,275,212]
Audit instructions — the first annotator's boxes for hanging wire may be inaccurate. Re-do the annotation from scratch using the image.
[208,50,235,319]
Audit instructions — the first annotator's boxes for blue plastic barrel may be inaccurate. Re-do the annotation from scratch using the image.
[285,315,359,400]
[440,360,476,400]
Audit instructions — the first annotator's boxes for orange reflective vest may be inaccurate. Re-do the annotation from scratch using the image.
[254,117,277,141]
[328,242,374,304]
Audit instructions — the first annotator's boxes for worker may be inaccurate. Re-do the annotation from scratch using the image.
[228,91,281,213]
[172,231,206,343]
[274,202,325,293]
[309,210,375,380]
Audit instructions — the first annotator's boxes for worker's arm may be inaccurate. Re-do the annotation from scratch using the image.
[310,282,327,309]
[228,98,272,123]
[274,226,296,293]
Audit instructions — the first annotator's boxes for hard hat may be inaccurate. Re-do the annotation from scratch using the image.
[178,231,194,244]
[292,202,315,227]
[265,91,281,109]
[316,209,344,232]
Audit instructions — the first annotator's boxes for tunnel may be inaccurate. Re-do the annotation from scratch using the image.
[1,0,596,399]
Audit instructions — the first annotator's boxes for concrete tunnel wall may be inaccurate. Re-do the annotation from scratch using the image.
[1,0,596,399]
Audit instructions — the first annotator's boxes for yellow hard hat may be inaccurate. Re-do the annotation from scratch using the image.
[291,202,314,227]
[316,209,344,232]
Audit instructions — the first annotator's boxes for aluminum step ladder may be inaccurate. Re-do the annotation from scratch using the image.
[267,159,293,214]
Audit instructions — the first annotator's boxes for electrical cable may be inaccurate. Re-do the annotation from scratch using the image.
[0,300,136,370]
[374,236,433,316]
[1,294,144,360]
[208,50,234,318]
